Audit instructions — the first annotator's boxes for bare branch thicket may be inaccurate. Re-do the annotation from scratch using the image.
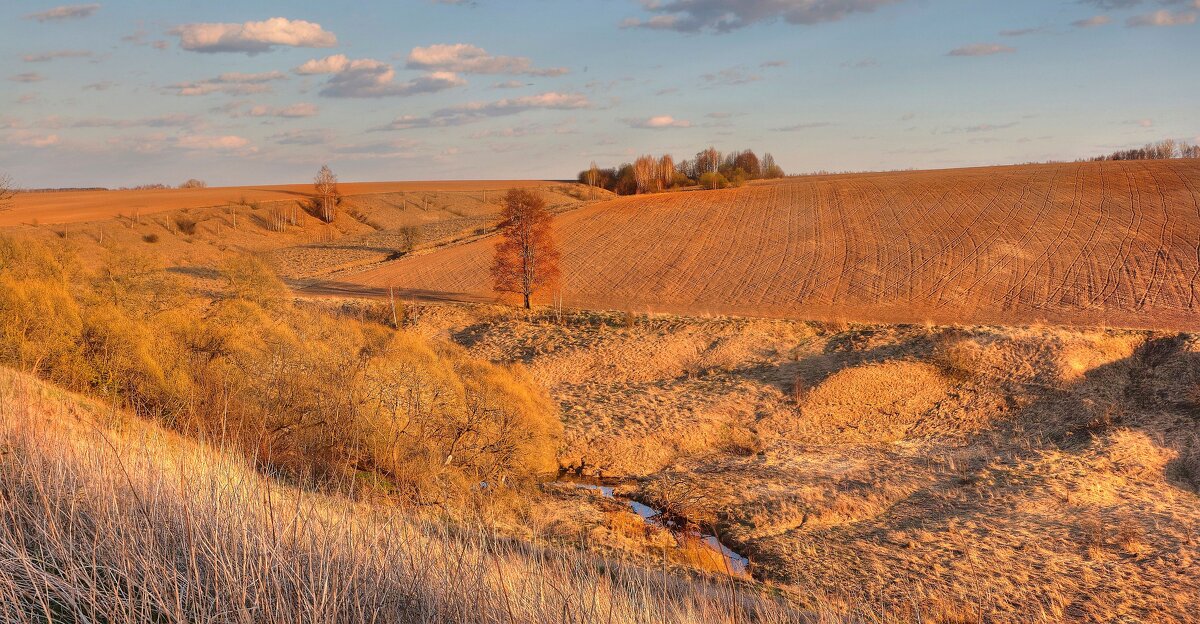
[314,164,338,223]
[658,154,675,191]
[633,155,658,194]
[0,174,15,211]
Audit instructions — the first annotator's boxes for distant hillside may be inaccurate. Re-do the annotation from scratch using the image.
[316,160,1200,330]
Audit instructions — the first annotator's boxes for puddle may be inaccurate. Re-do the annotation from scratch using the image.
[555,479,750,577]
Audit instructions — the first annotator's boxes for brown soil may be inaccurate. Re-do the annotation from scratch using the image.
[316,160,1200,330]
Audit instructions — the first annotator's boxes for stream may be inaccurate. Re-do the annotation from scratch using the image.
[552,479,750,577]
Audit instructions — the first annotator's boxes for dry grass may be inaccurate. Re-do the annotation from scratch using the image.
[0,369,832,624]
[388,301,1200,623]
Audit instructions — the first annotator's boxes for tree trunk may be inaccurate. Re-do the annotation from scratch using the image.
[523,292,531,309]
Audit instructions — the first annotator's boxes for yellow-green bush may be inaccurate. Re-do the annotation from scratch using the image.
[0,234,562,502]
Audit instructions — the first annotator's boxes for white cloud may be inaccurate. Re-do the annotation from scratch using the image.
[171,17,336,54]
[1126,9,1197,26]
[404,44,567,76]
[295,55,467,97]
[947,43,1016,56]
[24,4,100,22]
[5,131,60,147]
[176,134,251,150]
[243,103,320,118]
[22,50,92,63]
[619,0,904,33]
[167,71,287,96]
[268,129,333,145]
[372,92,590,130]
[294,54,351,74]
[626,115,692,129]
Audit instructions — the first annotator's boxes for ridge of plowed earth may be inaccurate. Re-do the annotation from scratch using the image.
[305,161,1200,330]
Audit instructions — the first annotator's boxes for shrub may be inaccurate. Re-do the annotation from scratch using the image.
[698,172,729,190]
[179,178,207,189]
[142,233,159,243]
[0,234,564,503]
[173,215,198,235]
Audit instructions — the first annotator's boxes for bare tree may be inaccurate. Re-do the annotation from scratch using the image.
[0,174,14,211]
[179,179,207,189]
[695,147,720,176]
[491,189,561,309]
[586,161,600,199]
[633,155,658,194]
[658,154,675,190]
[314,165,338,223]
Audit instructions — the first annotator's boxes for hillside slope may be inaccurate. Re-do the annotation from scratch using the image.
[0,367,803,623]
[2,179,562,227]
[317,160,1200,329]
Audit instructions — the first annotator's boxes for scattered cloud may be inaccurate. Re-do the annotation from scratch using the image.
[372,92,590,130]
[167,71,288,96]
[295,55,466,97]
[70,114,199,128]
[947,43,1015,56]
[962,121,1018,132]
[10,73,45,83]
[24,4,100,22]
[702,66,761,85]
[626,115,692,129]
[405,44,567,76]
[268,128,333,145]
[999,27,1044,36]
[1072,15,1111,27]
[900,112,916,121]
[619,0,904,33]
[245,103,319,118]
[170,17,336,54]
[773,121,833,131]
[175,134,252,151]
[1126,9,1197,26]
[83,81,114,91]
[1126,118,1154,127]
[5,131,61,147]
[760,59,788,67]
[492,80,528,89]
[22,50,92,62]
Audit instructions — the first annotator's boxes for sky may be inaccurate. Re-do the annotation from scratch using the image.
[1,0,1197,187]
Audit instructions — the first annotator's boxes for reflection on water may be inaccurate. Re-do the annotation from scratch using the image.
[557,480,750,577]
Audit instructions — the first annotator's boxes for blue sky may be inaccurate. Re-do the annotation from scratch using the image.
[1,0,1197,187]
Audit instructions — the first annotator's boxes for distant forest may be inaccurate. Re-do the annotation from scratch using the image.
[578,148,785,195]
[1092,139,1200,162]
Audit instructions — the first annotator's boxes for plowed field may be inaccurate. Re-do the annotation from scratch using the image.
[317,160,1200,329]
[2,180,560,227]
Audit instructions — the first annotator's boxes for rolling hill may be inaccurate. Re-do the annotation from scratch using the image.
[313,160,1200,330]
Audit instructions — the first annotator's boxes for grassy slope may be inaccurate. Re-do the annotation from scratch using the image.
[0,367,816,624]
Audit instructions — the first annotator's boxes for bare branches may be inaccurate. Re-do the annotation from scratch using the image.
[313,165,338,223]
[0,174,15,211]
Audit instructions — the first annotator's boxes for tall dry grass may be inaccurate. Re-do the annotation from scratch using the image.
[0,371,833,624]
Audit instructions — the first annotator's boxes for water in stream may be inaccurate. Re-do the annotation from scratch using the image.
[555,480,750,577]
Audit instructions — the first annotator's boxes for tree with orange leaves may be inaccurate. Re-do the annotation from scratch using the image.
[491,189,560,309]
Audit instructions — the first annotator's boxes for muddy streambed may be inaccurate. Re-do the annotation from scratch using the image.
[551,478,750,578]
